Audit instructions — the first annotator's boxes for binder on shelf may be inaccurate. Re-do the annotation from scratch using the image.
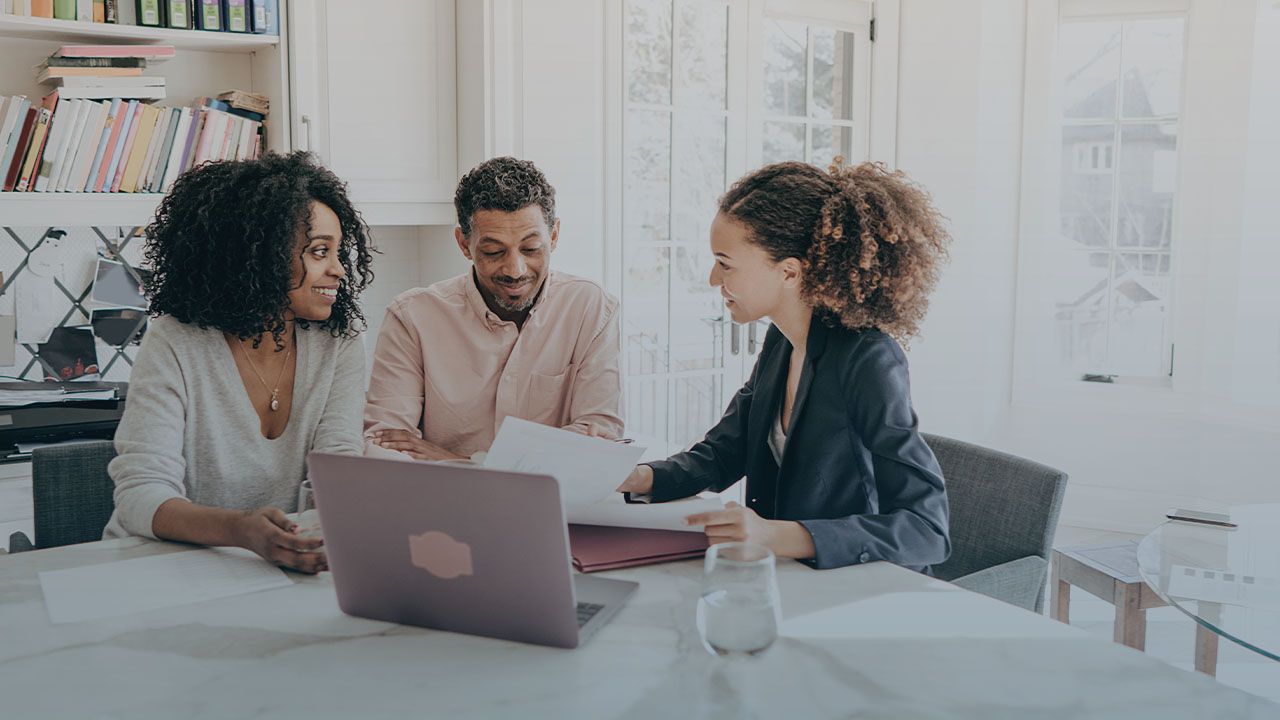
[2,105,37,192]
[134,0,162,26]
[194,0,220,31]
[53,0,75,18]
[165,0,190,29]
[223,0,246,32]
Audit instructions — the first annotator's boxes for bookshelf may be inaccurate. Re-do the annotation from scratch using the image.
[0,7,291,227]
[0,14,280,51]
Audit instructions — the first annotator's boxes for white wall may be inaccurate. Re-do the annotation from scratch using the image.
[897,0,1280,533]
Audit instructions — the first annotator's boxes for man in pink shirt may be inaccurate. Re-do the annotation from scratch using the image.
[365,157,623,461]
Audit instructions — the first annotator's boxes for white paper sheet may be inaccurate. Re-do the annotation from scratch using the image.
[39,547,293,624]
[483,417,647,506]
[567,494,725,532]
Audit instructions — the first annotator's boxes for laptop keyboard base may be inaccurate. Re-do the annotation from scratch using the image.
[576,602,604,628]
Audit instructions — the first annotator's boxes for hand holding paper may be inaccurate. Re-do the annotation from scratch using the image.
[484,417,646,506]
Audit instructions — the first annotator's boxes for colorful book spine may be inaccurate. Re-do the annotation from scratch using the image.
[166,0,190,28]
[2,105,36,192]
[53,0,76,19]
[102,99,139,192]
[224,0,247,32]
[195,0,219,30]
[134,0,162,26]
[90,98,126,192]
[69,100,110,192]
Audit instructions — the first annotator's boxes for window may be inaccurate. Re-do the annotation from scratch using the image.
[613,0,879,454]
[1051,16,1184,380]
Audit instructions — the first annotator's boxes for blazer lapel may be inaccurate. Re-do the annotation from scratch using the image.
[779,314,829,467]
[747,327,789,455]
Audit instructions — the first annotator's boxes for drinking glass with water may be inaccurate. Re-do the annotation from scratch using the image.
[696,542,781,657]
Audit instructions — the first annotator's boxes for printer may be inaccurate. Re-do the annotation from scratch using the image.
[0,382,128,461]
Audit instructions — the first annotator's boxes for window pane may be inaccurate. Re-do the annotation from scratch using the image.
[1117,123,1177,250]
[672,112,726,244]
[1121,19,1184,119]
[625,109,672,243]
[763,19,807,117]
[1053,251,1112,371]
[623,245,670,375]
[1060,21,1121,120]
[1107,253,1170,376]
[675,0,728,110]
[627,0,673,104]
[626,376,669,442]
[810,124,853,167]
[762,121,804,164]
[670,246,724,373]
[673,374,721,449]
[1060,124,1114,249]
[812,27,854,121]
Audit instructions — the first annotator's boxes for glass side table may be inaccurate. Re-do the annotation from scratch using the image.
[1136,504,1280,669]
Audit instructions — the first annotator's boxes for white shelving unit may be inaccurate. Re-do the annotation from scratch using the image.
[0,9,291,228]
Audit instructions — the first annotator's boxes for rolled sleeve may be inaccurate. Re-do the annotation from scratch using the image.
[363,301,427,455]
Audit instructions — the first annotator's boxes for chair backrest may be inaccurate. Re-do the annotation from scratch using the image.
[32,440,117,549]
[924,433,1067,583]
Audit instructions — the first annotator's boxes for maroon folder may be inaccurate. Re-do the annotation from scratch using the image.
[568,524,708,573]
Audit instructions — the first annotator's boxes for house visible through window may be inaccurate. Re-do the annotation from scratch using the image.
[1053,17,1184,379]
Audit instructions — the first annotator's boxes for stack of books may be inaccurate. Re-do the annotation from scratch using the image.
[37,45,173,101]
[1,92,264,194]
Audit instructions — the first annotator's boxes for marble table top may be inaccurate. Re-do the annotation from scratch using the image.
[1,537,1275,719]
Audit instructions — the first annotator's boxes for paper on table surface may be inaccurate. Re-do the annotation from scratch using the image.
[39,547,293,624]
[567,494,726,532]
[483,417,646,506]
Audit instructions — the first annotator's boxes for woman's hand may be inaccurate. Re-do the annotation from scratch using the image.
[682,502,816,559]
[234,507,328,574]
[616,464,654,495]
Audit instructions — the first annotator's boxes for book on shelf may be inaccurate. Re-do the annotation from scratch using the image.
[90,97,126,191]
[16,93,59,192]
[39,67,145,82]
[30,0,52,18]
[65,99,109,191]
[104,0,116,23]
[34,97,79,192]
[118,103,158,192]
[54,0,75,18]
[54,45,175,60]
[59,76,164,88]
[110,101,145,191]
[93,0,105,22]
[52,98,93,191]
[249,0,277,35]
[216,89,268,115]
[76,0,92,21]
[101,98,138,191]
[44,57,148,68]
[58,86,166,101]
[0,98,28,177]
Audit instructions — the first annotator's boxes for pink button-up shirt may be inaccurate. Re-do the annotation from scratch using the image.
[363,271,623,458]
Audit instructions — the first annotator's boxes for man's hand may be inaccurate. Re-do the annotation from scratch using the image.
[234,507,328,574]
[371,429,464,461]
[682,502,816,559]
[616,464,654,495]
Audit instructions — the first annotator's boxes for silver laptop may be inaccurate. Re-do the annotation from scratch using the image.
[306,452,638,649]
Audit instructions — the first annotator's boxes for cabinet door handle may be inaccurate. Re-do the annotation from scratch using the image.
[300,114,313,152]
[730,322,741,356]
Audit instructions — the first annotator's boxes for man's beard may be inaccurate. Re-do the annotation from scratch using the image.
[491,275,540,312]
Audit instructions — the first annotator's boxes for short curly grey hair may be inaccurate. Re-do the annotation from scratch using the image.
[454,156,557,237]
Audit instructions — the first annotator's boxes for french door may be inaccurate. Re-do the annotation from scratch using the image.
[611,0,876,457]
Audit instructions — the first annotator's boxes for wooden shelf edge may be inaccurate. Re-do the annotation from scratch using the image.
[0,14,279,52]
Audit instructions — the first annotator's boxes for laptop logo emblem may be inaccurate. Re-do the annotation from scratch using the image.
[408,531,473,579]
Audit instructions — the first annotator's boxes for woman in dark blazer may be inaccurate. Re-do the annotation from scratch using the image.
[619,161,952,572]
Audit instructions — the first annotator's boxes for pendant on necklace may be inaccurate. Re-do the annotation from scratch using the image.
[270,392,280,412]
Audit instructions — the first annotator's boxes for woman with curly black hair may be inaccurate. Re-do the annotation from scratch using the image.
[619,160,952,572]
[102,151,375,574]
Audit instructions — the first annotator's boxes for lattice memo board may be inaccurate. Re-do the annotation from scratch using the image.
[0,224,148,382]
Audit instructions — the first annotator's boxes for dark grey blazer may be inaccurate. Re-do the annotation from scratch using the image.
[645,315,950,572]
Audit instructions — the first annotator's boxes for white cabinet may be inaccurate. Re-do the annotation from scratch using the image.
[288,0,457,226]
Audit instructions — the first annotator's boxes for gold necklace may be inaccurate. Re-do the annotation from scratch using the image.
[237,336,293,412]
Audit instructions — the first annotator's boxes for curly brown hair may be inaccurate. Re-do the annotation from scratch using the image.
[454,156,557,237]
[719,160,951,343]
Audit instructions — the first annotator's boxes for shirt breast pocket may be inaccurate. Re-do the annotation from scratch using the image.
[524,364,577,425]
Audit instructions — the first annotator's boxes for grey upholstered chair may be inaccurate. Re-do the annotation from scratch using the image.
[7,440,116,553]
[924,433,1068,613]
